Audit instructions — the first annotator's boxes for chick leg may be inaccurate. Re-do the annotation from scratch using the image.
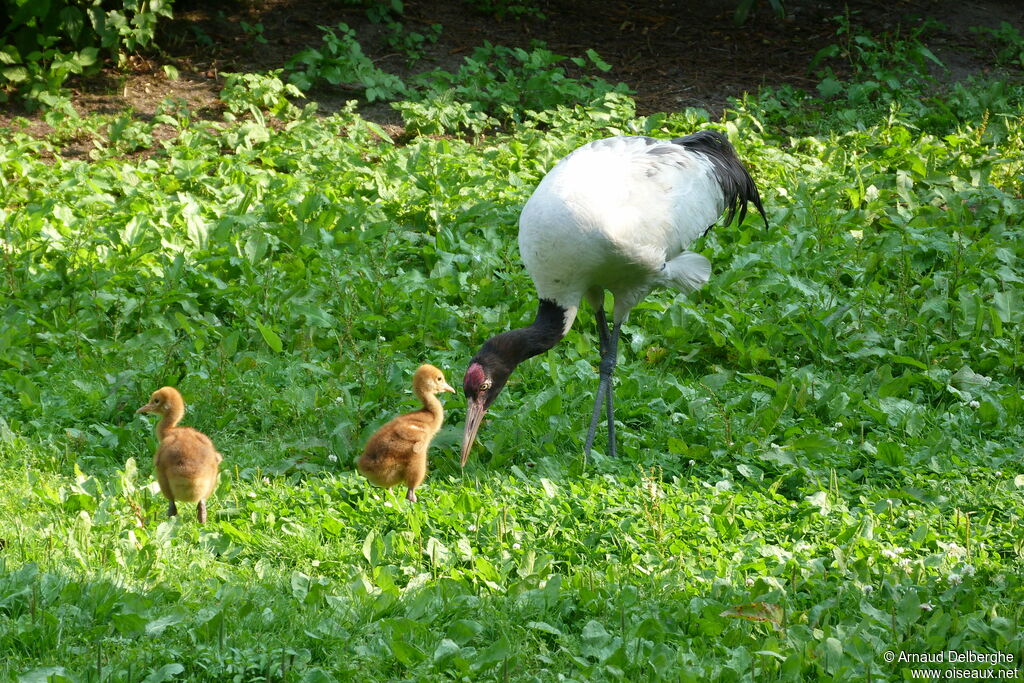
[167,500,178,518]
[405,448,427,504]
[197,500,207,523]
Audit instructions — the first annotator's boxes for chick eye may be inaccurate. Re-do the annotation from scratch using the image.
[154,398,161,404]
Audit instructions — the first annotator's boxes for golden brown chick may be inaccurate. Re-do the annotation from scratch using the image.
[357,364,455,503]
[137,386,222,523]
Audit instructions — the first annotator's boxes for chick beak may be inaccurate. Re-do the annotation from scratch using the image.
[136,403,152,414]
[440,381,456,394]
[461,396,487,467]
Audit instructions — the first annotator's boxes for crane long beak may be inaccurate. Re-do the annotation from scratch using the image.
[461,397,487,467]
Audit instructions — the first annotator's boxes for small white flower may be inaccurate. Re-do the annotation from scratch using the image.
[995,471,1002,477]
[881,548,899,559]
[378,336,386,342]
[863,585,874,595]
[334,396,343,403]
[948,573,962,585]
[834,422,843,428]
[328,454,338,463]
[962,564,976,577]
[512,542,521,550]
[262,477,270,485]
[688,459,696,466]
[373,494,381,501]
[383,501,392,508]
[467,524,477,532]
[770,443,780,449]
[969,400,980,409]
[311,560,320,567]
[920,602,933,611]
[898,558,913,569]
[745,577,755,587]
[846,439,854,445]
[940,542,966,558]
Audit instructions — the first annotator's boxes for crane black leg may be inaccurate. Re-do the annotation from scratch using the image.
[605,321,621,458]
[585,310,620,459]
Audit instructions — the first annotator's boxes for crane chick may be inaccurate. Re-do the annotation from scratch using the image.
[358,364,455,503]
[137,387,222,523]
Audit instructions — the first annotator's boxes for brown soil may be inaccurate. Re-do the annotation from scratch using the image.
[1,0,1022,141]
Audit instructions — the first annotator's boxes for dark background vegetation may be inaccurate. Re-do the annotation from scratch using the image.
[3,0,1022,134]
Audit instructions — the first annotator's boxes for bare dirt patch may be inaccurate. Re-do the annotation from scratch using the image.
[1,0,1021,137]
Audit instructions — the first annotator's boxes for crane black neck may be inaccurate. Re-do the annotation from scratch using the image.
[478,299,566,368]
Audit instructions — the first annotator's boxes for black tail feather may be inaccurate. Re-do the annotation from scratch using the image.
[672,130,768,230]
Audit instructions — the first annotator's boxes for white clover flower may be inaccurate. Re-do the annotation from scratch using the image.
[948,573,962,585]
[863,585,874,595]
[835,422,843,428]
[770,443,780,449]
[262,477,270,485]
[898,558,913,569]
[962,564,976,577]
[940,542,966,558]
[378,336,386,342]
[688,459,696,467]
[334,396,343,403]
[969,400,980,409]
[745,577,755,587]
[512,542,521,550]
[846,439,854,445]
[328,454,338,463]
[383,501,393,508]
[995,471,1002,477]
[920,602,933,611]
[373,494,381,501]
[467,524,477,532]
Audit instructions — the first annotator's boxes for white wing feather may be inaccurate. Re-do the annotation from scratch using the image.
[519,136,723,312]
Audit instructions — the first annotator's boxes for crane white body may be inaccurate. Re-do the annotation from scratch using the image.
[519,135,721,328]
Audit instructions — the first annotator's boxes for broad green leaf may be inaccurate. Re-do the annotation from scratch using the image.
[256,321,283,353]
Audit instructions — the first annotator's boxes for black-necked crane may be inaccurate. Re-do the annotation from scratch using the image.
[460,131,767,463]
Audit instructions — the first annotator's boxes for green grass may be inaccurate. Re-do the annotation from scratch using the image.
[1,21,1024,682]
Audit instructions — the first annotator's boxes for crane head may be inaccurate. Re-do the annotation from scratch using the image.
[460,359,510,466]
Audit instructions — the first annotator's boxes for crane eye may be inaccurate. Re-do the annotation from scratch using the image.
[481,380,492,391]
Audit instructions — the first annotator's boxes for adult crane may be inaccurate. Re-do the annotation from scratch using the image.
[461,131,767,464]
